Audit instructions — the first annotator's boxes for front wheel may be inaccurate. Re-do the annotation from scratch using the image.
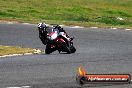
[57,40,71,54]
[61,42,71,54]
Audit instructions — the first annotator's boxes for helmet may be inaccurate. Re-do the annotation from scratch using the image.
[37,23,46,29]
[54,25,61,29]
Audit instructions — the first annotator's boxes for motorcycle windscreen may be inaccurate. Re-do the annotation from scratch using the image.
[50,32,58,40]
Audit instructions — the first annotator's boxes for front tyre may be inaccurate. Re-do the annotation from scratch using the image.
[61,43,71,54]
[57,40,71,54]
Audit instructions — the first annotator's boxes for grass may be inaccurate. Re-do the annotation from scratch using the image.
[0,0,132,28]
[0,45,35,56]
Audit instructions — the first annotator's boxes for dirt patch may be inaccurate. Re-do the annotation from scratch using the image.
[0,19,21,24]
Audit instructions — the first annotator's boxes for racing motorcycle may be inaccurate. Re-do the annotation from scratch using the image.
[45,31,76,54]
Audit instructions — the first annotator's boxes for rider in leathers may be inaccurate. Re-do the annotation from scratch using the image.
[37,23,71,52]
[37,23,48,45]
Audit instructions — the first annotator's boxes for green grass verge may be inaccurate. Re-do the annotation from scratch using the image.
[0,45,34,56]
[0,0,132,28]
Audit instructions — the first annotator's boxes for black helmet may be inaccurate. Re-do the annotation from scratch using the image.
[54,25,61,29]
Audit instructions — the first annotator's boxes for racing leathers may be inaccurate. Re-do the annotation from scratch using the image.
[38,27,48,45]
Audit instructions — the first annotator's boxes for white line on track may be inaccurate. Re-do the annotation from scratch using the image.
[125,29,132,31]
[59,25,65,27]
[6,86,31,88]
[0,54,23,58]
[111,28,117,29]
[90,27,98,29]
[70,26,84,28]
[22,23,30,25]
[7,22,14,24]
[1,21,132,31]
[21,86,31,88]
[6,87,22,88]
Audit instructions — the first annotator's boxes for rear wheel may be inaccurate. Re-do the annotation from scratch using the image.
[45,44,56,54]
[45,48,51,54]
[45,46,52,54]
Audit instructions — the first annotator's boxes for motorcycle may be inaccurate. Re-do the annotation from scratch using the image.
[45,31,76,54]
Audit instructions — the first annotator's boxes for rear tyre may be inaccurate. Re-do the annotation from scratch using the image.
[45,49,50,54]
[45,46,51,54]
[45,44,56,54]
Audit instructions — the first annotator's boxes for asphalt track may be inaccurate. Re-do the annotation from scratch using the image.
[0,23,132,88]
